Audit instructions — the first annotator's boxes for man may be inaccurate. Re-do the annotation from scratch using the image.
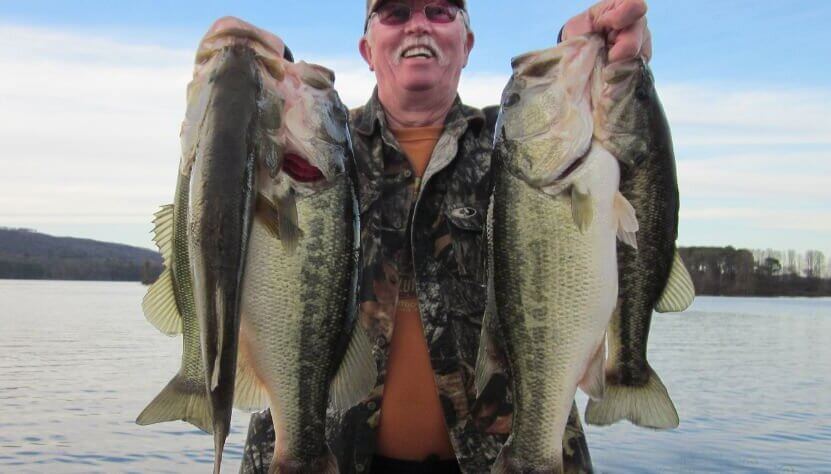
[233,1,651,472]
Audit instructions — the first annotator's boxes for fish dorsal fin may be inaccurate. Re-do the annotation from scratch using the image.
[571,184,594,233]
[141,204,183,336]
[655,251,696,313]
[152,204,176,265]
[328,325,377,412]
[578,336,606,400]
[614,192,639,249]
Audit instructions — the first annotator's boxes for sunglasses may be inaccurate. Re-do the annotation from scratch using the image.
[371,2,461,27]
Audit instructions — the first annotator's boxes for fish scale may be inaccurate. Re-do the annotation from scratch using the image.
[239,175,356,471]
[585,58,694,431]
[490,151,619,472]
[136,168,213,434]
[478,34,641,473]
[138,26,374,473]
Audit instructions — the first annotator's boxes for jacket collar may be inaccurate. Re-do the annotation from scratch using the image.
[352,87,485,138]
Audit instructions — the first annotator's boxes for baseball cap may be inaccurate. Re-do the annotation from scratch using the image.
[364,0,467,32]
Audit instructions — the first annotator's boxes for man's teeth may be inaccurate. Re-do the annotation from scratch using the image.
[402,47,434,58]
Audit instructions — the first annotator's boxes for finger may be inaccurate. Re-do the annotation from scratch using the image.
[202,16,286,58]
[607,16,646,63]
[591,0,648,32]
[641,25,652,63]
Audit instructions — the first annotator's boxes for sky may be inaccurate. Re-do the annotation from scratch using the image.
[0,0,829,260]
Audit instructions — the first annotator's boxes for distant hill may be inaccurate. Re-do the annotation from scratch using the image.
[0,227,162,282]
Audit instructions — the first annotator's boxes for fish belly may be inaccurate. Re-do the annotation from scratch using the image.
[491,154,618,472]
[239,176,354,470]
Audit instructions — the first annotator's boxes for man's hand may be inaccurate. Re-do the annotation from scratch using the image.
[198,16,288,60]
[561,0,652,63]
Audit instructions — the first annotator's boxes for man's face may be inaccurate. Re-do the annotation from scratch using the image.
[360,0,474,96]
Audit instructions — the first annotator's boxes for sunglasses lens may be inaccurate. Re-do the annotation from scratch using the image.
[425,5,456,23]
[377,4,411,25]
[374,3,459,26]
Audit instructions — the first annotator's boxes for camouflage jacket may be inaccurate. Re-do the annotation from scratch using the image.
[240,90,592,474]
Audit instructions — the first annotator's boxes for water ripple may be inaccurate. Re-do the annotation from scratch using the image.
[2,284,830,472]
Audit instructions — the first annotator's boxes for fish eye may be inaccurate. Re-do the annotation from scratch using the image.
[504,93,520,108]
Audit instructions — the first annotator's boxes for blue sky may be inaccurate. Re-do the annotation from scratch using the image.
[0,1,829,266]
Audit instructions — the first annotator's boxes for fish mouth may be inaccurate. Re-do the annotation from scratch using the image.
[540,148,591,194]
[554,153,588,182]
[283,153,324,183]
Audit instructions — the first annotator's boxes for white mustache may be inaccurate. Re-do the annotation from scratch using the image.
[393,36,445,65]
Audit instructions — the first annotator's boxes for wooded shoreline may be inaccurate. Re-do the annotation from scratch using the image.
[680,246,831,297]
[2,228,829,296]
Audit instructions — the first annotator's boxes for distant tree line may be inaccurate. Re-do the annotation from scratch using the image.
[0,227,162,283]
[679,246,831,297]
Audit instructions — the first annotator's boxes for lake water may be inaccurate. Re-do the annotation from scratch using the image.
[1,280,829,473]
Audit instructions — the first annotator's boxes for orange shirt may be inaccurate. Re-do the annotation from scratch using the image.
[375,125,456,461]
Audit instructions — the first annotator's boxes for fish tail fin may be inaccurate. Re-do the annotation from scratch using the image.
[135,374,212,434]
[613,191,638,249]
[584,365,679,429]
[492,439,562,474]
[268,451,339,474]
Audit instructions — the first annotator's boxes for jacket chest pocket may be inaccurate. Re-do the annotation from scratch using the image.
[443,201,487,283]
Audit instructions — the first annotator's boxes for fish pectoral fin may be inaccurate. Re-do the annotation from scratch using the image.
[570,184,594,233]
[614,191,639,249]
[655,250,696,313]
[474,293,501,398]
[255,193,282,239]
[276,190,304,253]
[328,325,377,411]
[255,191,305,253]
[578,336,606,400]
[142,268,183,336]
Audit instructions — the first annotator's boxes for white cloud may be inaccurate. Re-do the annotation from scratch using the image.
[0,23,828,253]
[681,208,831,232]
[677,151,831,201]
[0,24,191,243]
[658,83,831,147]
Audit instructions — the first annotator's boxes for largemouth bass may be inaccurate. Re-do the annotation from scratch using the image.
[138,18,373,473]
[136,21,289,437]
[484,35,638,473]
[230,35,368,474]
[136,174,210,433]
[584,53,695,430]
